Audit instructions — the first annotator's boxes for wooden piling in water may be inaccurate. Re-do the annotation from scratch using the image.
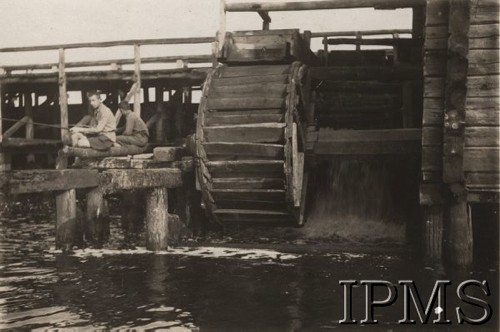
[55,188,77,252]
[146,187,169,251]
[85,187,110,247]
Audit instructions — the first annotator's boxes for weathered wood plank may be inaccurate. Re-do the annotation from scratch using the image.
[212,74,288,86]
[422,127,442,146]
[206,160,284,177]
[425,76,499,98]
[204,123,285,143]
[422,97,444,126]
[153,146,185,162]
[207,97,284,110]
[210,83,287,98]
[426,0,499,25]
[425,49,500,76]
[466,109,500,126]
[205,112,284,126]
[318,128,422,142]
[314,141,421,156]
[422,146,442,171]
[310,65,421,81]
[146,187,169,251]
[0,169,99,194]
[465,172,500,190]
[463,147,499,172]
[99,169,183,193]
[225,0,425,11]
[465,127,500,147]
[220,64,290,77]
[203,142,284,158]
[61,145,148,158]
[211,189,285,202]
[420,183,444,205]
[212,177,284,190]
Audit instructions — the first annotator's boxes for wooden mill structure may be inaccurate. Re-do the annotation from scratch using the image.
[0,0,498,268]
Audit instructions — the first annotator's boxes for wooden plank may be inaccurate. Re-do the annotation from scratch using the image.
[422,97,444,126]
[468,49,500,76]
[425,24,499,50]
[215,199,287,211]
[212,177,284,189]
[205,112,284,125]
[211,189,285,202]
[422,127,442,146]
[426,0,499,25]
[0,169,99,194]
[203,142,284,158]
[225,0,425,11]
[422,146,442,171]
[211,74,288,86]
[423,205,444,265]
[133,44,141,116]
[153,147,185,162]
[465,172,500,190]
[220,65,290,77]
[61,145,147,158]
[214,209,287,215]
[310,65,421,81]
[463,147,499,172]
[206,160,284,177]
[425,76,499,98]
[207,97,284,110]
[55,188,77,252]
[204,123,285,143]
[466,109,500,126]
[210,83,287,98]
[225,45,289,62]
[1,116,29,139]
[0,36,215,53]
[464,127,499,147]
[99,169,183,193]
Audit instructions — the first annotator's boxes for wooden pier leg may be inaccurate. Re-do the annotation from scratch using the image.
[448,199,473,267]
[0,84,9,171]
[85,187,110,248]
[423,205,444,265]
[55,188,77,252]
[24,92,35,163]
[146,187,169,251]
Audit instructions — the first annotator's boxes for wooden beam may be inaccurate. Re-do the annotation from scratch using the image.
[310,65,422,81]
[311,29,412,38]
[58,49,70,145]
[99,169,183,193]
[86,187,110,246]
[325,37,416,46]
[146,187,169,251]
[225,0,425,11]
[0,37,215,53]
[24,92,35,163]
[443,0,472,269]
[133,44,141,116]
[1,116,29,139]
[0,169,99,194]
[218,0,226,54]
[2,55,213,72]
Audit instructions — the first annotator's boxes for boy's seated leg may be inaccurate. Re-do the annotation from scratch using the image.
[72,133,91,148]
[116,134,148,147]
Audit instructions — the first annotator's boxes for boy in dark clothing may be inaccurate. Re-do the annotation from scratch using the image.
[115,101,149,147]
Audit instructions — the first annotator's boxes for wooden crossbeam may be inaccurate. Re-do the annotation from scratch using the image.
[1,116,29,139]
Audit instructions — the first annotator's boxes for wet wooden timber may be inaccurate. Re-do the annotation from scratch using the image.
[0,0,498,269]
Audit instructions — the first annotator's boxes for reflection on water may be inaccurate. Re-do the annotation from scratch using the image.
[0,203,498,331]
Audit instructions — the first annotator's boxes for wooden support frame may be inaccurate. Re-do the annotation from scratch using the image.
[58,48,70,145]
[442,0,473,268]
[225,0,425,12]
[146,187,169,251]
[133,44,141,116]
[218,0,227,55]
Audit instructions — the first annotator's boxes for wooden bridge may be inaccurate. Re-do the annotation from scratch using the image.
[0,0,498,268]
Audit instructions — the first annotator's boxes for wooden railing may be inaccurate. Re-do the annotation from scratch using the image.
[0,36,217,148]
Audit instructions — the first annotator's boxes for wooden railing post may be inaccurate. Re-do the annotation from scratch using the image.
[146,187,169,251]
[58,48,70,145]
[218,0,227,56]
[323,37,328,66]
[133,44,141,117]
[24,92,35,163]
[0,83,10,171]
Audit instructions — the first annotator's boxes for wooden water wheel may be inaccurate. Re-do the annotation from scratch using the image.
[194,62,310,226]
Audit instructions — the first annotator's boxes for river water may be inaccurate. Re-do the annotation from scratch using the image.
[0,197,498,331]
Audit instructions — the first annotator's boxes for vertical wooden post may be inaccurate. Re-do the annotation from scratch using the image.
[58,48,70,145]
[133,44,141,117]
[155,87,166,143]
[25,92,35,163]
[218,0,226,56]
[323,37,328,66]
[55,153,77,252]
[146,187,169,251]
[85,187,110,248]
[423,205,444,264]
[443,0,472,268]
[211,41,219,68]
[355,31,362,51]
[258,10,271,30]
[0,83,10,171]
